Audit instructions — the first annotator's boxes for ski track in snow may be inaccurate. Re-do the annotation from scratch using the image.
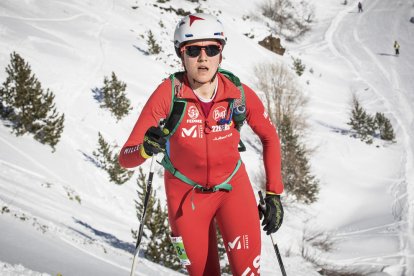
[0,135,64,183]
[59,236,131,273]
[0,13,88,22]
[323,0,413,274]
[63,0,113,110]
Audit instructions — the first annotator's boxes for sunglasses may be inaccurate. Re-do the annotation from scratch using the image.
[183,44,222,57]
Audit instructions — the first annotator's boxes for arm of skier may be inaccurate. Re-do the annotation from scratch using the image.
[244,84,285,234]
[118,79,172,168]
[243,84,284,195]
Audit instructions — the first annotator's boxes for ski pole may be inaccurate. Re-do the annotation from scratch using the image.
[258,191,287,276]
[130,154,157,276]
[130,120,166,276]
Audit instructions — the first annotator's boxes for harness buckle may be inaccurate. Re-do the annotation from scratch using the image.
[199,186,214,193]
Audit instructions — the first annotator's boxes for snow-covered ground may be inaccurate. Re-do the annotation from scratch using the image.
[0,0,413,275]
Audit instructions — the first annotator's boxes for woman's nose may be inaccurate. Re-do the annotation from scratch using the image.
[197,48,208,60]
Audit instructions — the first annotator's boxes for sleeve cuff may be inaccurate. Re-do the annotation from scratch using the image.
[139,144,152,159]
[266,191,281,196]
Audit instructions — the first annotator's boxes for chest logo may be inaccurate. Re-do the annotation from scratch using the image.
[181,125,203,138]
[188,106,199,120]
[213,106,226,121]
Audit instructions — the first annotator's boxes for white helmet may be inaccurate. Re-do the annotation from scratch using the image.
[173,13,227,56]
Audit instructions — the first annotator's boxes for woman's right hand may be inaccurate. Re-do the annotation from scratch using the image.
[140,126,167,158]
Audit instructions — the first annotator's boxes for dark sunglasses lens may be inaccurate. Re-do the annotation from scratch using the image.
[205,45,220,57]
[186,46,201,57]
[185,45,221,57]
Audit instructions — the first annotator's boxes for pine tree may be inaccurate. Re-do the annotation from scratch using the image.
[375,112,395,141]
[34,110,65,151]
[107,152,134,184]
[92,132,133,184]
[101,72,131,121]
[279,115,319,204]
[0,52,64,150]
[348,96,396,144]
[134,167,156,222]
[348,96,376,143]
[216,225,231,274]
[292,57,306,76]
[348,96,366,134]
[147,30,162,55]
[360,114,376,144]
[159,232,182,271]
[132,167,156,240]
[133,168,181,271]
[146,200,182,270]
[146,199,166,262]
[93,132,112,169]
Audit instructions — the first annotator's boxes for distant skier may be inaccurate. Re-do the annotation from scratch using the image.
[358,2,363,12]
[394,40,400,56]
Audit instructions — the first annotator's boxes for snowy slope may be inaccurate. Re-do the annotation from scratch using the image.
[290,0,414,275]
[0,0,413,275]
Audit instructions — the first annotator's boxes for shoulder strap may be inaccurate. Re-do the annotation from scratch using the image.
[218,68,245,103]
[163,72,187,137]
[218,68,247,152]
[218,68,246,127]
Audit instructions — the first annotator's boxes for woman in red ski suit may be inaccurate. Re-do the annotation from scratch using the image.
[119,13,284,276]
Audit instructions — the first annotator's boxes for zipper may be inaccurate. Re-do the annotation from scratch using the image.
[192,100,210,188]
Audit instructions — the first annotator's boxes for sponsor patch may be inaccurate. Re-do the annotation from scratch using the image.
[213,106,227,121]
[188,106,199,120]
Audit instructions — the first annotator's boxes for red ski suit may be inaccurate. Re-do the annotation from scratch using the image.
[119,73,283,275]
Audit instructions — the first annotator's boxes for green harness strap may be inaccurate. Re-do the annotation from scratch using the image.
[160,154,241,192]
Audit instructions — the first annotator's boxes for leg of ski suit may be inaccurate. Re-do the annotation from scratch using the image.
[165,166,261,276]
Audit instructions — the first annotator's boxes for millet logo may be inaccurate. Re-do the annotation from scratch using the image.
[181,125,198,138]
[227,235,249,252]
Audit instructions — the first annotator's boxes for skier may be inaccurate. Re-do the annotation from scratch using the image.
[358,2,363,12]
[394,40,400,56]
[119,13,284,275]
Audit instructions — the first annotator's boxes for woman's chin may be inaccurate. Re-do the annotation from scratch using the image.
[193,74,214,83]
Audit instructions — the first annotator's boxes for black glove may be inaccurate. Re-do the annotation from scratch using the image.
[258,193,284,235]
[141,126,166,157]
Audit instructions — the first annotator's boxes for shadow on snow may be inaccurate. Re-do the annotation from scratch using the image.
[72,218,135,254]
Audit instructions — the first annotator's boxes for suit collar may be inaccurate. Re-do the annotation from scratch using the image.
[178,73,240,102]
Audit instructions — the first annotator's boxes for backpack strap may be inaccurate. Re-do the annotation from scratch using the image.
[218,68,247,151]
[162,72,187,137]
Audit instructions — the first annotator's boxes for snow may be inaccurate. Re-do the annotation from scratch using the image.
[0,0,413,275]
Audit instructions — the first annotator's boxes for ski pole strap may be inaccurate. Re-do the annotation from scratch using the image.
[160,155,242,192]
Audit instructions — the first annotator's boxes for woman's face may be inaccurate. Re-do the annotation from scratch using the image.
[181,40,222,84]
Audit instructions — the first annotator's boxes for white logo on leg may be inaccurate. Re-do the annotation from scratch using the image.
[241,255,260,276]
[228,236,241,251]
[227,235,249,252]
